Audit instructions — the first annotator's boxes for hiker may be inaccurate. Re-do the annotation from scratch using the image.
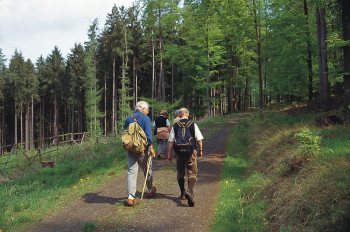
[173,110,181,125]
[153,110,171,159]
[124,101,156,206]
[167,108,203,207]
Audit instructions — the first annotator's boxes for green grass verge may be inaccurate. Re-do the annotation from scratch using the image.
[212,109,350,232]
[0,137,127,232]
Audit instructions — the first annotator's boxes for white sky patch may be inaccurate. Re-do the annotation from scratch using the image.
[0,0,134,64]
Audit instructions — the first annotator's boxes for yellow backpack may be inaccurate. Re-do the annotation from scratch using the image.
[121,115,148,154]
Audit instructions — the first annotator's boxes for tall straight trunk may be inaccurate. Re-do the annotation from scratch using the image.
[228,63,234,114]
[104,75,107,136]
[151,30,155,119]
[71,91,75,136]
[20,102,23,145]
[14,98,18,145]
[342,0,350,122]
[304,0,313,100]
[171,62,174,104]
[31,96,33,149]
[112,58,116,134]
[206,20,211,117]
[133,54,136,107]
[244,78,249,110]
[2,100,4,151]
[158,4,164,102]
[316,7,330,110]
[25,101,29,151]
[253,0,263,110]
[54,94,58,143]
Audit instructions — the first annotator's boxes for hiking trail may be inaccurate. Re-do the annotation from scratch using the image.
[29,112,252,232]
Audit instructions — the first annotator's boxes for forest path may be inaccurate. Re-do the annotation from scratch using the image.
[28,112,253,232]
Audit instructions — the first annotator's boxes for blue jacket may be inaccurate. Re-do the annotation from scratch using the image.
[124,111,153,146]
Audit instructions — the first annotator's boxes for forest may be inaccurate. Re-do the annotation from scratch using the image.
[0,0,349,152]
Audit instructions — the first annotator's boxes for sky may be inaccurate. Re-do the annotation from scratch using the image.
[0,0,133,65]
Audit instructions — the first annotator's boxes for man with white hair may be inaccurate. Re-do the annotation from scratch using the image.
[124,101,156,206]
[167,108,203,207]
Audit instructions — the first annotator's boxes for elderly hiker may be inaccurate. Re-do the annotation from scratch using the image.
[124,101,156,206]
[153,110,171,159]
[173,110,181,125]
[167,108,203,207]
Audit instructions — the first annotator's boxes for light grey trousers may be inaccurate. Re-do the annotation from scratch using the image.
[127,147,153,198]
[157,139,167,156]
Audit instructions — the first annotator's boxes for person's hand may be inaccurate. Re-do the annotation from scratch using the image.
[198,150,203,158]
[168,154,173,163]
[150,147,155,157]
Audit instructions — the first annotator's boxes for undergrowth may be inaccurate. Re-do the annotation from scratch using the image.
[0,137,126,232]
[212,109,350,231]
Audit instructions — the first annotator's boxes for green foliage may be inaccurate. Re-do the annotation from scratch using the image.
[295,127,322,159]
[0,138,127,231]
[213,109,350,231]
[81,222,98,232]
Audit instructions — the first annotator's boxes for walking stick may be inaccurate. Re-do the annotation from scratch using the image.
[141,155,152,200]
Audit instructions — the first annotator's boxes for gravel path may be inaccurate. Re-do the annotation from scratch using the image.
[28,113,251,232]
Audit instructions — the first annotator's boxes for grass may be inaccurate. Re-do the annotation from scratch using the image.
[0,136,127,232]
[211,109,350,231]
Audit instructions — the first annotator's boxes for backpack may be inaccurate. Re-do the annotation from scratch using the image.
[174,120,195,156]
[121,115,148,154]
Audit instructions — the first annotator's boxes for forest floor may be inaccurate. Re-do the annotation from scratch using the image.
[28,112,253,232]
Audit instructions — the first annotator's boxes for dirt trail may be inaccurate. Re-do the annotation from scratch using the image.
[28,112,252,232]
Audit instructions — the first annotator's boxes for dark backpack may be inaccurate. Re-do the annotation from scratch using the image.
[174,120,195,156]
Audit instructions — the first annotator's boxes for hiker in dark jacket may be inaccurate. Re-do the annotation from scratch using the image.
[153,110,171,159]
[167,108,203,207]
[124,101,156,206]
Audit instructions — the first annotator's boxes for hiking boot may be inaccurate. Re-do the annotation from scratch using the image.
[179,191,186,200]
[160,155,167,159]
[126,198,137,206]
[146,186,157,198]
[185,190,195,207]
[157,153,161,159]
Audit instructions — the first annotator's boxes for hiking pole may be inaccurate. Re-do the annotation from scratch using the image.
[141,155,152,200]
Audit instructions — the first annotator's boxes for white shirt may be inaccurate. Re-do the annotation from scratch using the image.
[168,118,204,142]
[152,116,170,127]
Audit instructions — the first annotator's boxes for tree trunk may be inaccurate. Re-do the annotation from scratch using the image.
[104,75,107,136]
[342,0,350,122]
[20,101,23,145]
[244,77,249,110]
[171,62,174,104]
[25,101,29,151]
[14,98,17,145]
[316,7,330,110]
[54,94,58,144]
[133,54,136,107]
[151,29,155,119]
[253,0,263,110]
[228,55,234,113]
[304,0,313,100]
[158,4,165,103]
[206,20,211,117]
[112,58,116,134]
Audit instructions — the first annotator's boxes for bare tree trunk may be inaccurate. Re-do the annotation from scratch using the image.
[244,78,249,110]
[228,58,234,113]
[316,7,330,110]
[54,94,58,144]
[206,20,211,117]
[151,29,155,119]
[25,101,29,151]
[253,0,263,110]
[20,101,23,145]
[133,54,136,107]
[158,4,164,102]
[104,75,107,136]
[304,0,313,100]
[171,62,174,104]
[342,0,350,122]
[14,98,17,145]
[112,58,116,134]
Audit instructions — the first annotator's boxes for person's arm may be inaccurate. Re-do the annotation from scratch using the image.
[197,140,203,158]
[167,142,174,162]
